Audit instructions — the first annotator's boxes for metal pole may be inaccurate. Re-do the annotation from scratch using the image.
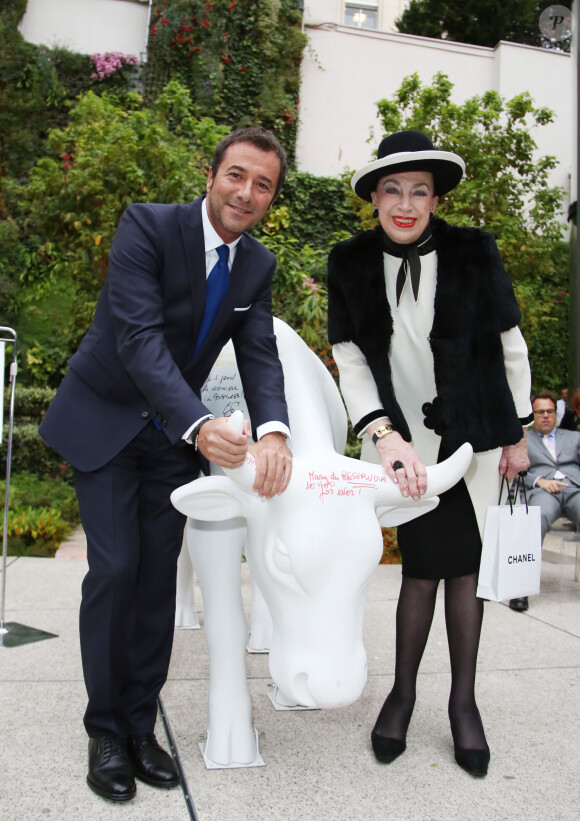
[0,327,57,647]
[144,0,153,62]
[574,0,580,388]
[0,328,17,633]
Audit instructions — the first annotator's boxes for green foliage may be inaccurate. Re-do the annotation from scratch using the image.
[275,171,359,247]
[11,385,56,420]
[1,423,70,478]
[513,242,570,392]
[4,82,229,384]
[0,472,79,557]
[145,0,307,160]
[0,386,65,479]
[3,507,70,556]
[262,235,330,349]
[5,471,78,517]
[0,3,136,196]
[254,202,351,367]
[369,73,568,389]
[396,0,568,51]
[252,173,357,363]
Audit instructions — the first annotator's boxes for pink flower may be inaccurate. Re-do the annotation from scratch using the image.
[90,52,139,81]
[302,277,321,292]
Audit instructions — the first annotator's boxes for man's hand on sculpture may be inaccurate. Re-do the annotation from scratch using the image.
[374,430,427,501]
[196,417,248,468]
[498,431,529,481]
[249,433,293,499]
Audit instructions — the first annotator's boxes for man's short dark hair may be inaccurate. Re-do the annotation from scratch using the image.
[210,126,287,201]
[532,390,557,410]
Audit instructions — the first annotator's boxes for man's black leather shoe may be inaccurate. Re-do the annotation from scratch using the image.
[128,733,180,788]
[87,736,136,801]
[509,597,529,612]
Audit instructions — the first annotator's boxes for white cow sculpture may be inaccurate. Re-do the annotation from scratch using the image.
[172,318,472,768]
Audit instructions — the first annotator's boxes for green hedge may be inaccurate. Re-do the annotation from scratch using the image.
[11,385,56,419]
[1,472,79,557]
[1,423,68,478]
[0,386,63,478]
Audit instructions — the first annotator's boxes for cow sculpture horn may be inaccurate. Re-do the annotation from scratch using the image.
[223,409,473,510]
[223,410,270,493]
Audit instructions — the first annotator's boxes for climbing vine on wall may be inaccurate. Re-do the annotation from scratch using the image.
[144,0,306,162]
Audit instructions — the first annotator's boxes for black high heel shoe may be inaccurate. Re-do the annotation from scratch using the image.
[371,730,406,764]
[453,743,490,777]
[371,693,414,764]
[449,703,490,777]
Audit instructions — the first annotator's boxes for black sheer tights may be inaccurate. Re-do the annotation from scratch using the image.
[372,572,487,751]
[445,572,487,751]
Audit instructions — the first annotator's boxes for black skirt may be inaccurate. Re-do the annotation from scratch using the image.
[397,449,482,580]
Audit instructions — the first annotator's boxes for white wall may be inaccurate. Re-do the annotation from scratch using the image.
[296,24,574,217]
[19,0,150,56]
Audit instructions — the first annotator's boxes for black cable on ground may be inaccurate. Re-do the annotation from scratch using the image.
[158,695,201,821]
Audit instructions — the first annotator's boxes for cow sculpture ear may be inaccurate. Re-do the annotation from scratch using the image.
[171,476,247,521]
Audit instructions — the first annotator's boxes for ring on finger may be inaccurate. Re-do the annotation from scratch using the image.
[392,460,404,471]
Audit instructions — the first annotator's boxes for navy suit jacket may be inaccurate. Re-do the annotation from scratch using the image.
[524,427,580,489]
[39,197,289,471]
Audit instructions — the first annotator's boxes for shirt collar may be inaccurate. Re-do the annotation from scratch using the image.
[202,197,242,257]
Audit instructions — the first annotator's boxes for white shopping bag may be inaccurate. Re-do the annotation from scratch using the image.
[477,478,541,602]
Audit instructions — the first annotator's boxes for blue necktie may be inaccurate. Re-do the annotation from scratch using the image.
[194,244,230,355]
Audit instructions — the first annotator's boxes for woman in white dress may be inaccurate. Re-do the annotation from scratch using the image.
[327,131,532,777]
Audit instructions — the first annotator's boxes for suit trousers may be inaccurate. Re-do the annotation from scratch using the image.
[528,484,580,541]
[74,422,199,738]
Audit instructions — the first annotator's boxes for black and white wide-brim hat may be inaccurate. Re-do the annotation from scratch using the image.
[351,130,465,201]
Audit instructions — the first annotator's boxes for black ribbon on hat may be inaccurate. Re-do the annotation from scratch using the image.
[381,223,434,306]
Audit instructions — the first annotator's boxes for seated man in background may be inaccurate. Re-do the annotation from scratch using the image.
[510,391,580,612]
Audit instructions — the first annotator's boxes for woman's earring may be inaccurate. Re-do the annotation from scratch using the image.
[372,208,378,219]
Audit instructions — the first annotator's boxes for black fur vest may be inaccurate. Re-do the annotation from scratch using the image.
[327,218,526,453]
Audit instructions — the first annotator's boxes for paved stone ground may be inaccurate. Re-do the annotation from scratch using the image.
[2,517,571,820]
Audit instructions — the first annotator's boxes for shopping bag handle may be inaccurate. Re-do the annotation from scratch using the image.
[499,471,529,514]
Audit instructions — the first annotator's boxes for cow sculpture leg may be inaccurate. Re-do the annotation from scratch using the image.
[176,523,273,646]
[174,530,200,629]
[186,516,263,767]
[247,578,273,653]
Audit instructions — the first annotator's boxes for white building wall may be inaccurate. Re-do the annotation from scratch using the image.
[19,0,150,57]
[297,23,573,216]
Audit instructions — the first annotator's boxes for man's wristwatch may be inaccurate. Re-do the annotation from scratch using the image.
[189,417,213,451]
[372,425,394,445]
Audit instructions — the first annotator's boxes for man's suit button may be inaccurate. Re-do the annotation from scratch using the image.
[141,410,150,418]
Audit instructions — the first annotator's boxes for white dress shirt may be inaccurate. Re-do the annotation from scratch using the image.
[183,198,291,444]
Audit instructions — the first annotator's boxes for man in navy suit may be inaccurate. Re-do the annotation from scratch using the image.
[39,127,292,801]
[509,390,580,611]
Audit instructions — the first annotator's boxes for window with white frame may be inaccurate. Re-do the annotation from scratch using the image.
[344,2,379,30]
